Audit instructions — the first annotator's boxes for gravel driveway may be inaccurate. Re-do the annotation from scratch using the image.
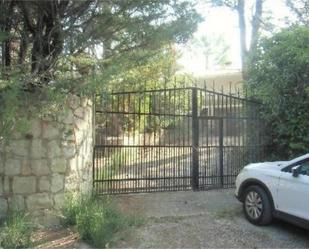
[112,189,309,248]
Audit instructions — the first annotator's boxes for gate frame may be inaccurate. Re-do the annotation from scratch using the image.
[94,86,265,194]
[191,88,199,190]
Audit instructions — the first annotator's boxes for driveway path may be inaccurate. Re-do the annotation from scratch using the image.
[112,189,309,248]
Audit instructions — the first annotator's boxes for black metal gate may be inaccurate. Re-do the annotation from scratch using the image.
[93,87,266,194]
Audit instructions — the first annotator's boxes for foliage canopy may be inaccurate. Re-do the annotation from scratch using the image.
[0,0,202,139]
[247,26,309,159]
[286,0,309,26]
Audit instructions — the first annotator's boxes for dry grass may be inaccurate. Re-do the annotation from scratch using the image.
[32,228,79,249]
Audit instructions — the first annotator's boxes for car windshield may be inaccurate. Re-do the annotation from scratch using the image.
[287,153,309,166]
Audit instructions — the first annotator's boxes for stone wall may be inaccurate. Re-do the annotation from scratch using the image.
[0,95,93,225]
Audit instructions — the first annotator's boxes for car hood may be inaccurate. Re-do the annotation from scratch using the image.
[244,161,288,171]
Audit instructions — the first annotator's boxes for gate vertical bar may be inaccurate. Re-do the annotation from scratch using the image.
[191,88,199,190]
[219,118,224,187]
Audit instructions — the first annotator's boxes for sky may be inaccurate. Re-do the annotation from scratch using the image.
[178,0,293,76]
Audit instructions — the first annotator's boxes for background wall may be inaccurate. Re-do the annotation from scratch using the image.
[0,95,93,225]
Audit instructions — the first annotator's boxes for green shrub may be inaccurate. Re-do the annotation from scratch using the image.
[247,26,309,159]
[61,194,141,248]
[0,213,34,249]
[60,194,82,227]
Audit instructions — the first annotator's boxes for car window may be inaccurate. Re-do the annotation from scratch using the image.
[299,162,309,176]
[282,158,309,173]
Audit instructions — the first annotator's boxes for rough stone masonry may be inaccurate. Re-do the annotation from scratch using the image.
[0,95,93,225]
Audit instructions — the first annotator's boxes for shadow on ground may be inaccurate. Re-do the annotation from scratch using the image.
[112,189,309,248]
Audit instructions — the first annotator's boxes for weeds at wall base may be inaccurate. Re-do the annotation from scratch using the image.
[61,194,143,248]
[0,213,34,249]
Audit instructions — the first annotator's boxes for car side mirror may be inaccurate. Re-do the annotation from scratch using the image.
[292,166,301,177]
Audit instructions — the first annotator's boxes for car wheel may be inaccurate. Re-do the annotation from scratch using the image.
[243,185,273,225]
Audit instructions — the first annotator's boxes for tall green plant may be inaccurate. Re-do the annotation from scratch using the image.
[61,194,142,248]
[0,213,34,249]
[247,26,309,159]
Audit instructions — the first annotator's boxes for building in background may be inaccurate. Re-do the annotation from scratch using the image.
[196,70,243,95]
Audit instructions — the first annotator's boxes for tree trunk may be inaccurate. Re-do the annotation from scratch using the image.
[237,0,263,80]
[18,29,29,65]
[237,0,247,78]
[250,0,263,52]
[29,1,63,83]
[1,1,14,69]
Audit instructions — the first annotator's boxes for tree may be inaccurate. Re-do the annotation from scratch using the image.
[107,46,180,92]
[188,35,231,70]
[285,0,309,26]
[247,26,309,159]
[0,0,201,88]
[0,0,202,139]
[210,0,264,75]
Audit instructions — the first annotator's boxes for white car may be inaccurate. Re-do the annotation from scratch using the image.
[235,153,309,229]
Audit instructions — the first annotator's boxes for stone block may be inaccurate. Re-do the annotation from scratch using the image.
[5,158,22,176]
[13,176,36,194]
[63,124,74,134]
[50,158,66,173]
[26,193,53,210]
[7,140,30,157]
[75,117,87,131]
[80,144,87,158]
[87,99,93,107]
[0,178,3,193]
[62,142,76,159]
[74,107,85,119]
[68,157,77,172]
[21,160,32,176]
[3,177,10,193]
[31,139,47,159]
[87,139,93,156]
[42,122,60,140]
[39,176,50,192]
[77,157,84,172]
[0,154,4,174]
[31,159,50,176]
[64,175,78,192]
[80,97,88,108]
[51,174,64,193]
[87,105,93,114]
[62,111,74,125]
[62,130,75,141]
[32,209,61,227]
[29,119,42,138]
[83,139,92,157]
[84,106,92,120]
[0,198,8,215]
[68,95,80,110]
[9,195,25,212]
[47,141,62,158]
[11,131,23,140]
[75,130,85,144]
[54,193,65,209]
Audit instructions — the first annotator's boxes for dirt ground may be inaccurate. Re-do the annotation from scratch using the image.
[112,189,309,248]
[35,189,309,248]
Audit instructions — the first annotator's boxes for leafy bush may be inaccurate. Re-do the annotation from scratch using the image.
[61,194,141,248]
[0,213,34,249]
[247,26,309,159]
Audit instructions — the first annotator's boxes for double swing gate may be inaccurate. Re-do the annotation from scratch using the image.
[94,87,266,194]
